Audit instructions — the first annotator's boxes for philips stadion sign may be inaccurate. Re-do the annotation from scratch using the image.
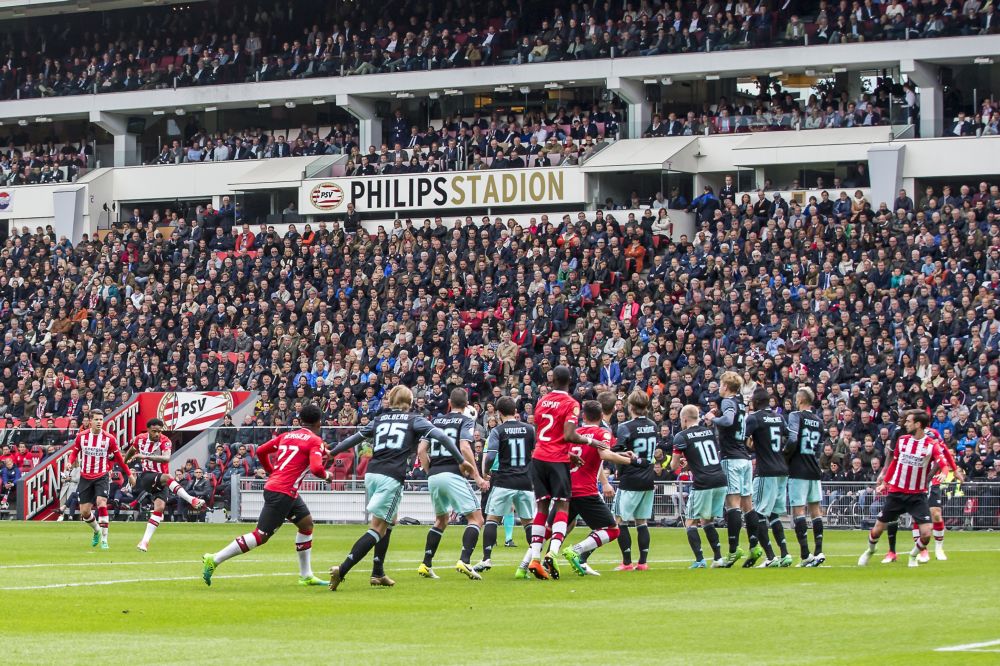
[300,169,585,214]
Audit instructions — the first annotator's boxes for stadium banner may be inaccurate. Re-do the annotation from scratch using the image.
[299,168,586,214]
[16,391,252,520]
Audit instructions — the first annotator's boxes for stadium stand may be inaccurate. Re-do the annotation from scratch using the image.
[0,0,996,101]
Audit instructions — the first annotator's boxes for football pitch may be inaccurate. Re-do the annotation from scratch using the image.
[0,522,996,665]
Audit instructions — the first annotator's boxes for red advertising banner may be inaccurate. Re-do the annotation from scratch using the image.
[16,391,252,520]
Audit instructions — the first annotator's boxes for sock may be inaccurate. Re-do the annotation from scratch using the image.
[548,511,568,555]
[726,507,742,554]
[618,523,633,564]
[793,515,809,559]
[529,512,547,560]
[482,520,498,560]
[97,505,109,541]
[769,514,788,557]
[503,513,515,542]
[910,534,930,557]
[168,479,197,505]
[912,525,921,546]
[141,511,162,544]
[745,510,760,549]
[519,526,532,568]
[295,529,313,577]
[811,517,824,556]
[579,549,592,564]
[932,520,945,544]
[687,526,704,561]
[703,524,723,560]
[756,516,775,559]
[213,528,264,565]
[83,512,99,534]
[636,524,650,565]
[422,527,443,567]
[887,521,898,553]
[339,529,380,577]
[572,527,620,555]
[745,511,761,551]
[867,528,880,553]
[372,527,392,577]
[460,524,481,564]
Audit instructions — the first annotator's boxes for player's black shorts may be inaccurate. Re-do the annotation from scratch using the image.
[927,485,944,510]
[135,471,168,502]
[569,494,616,530]
[878,492,931,525]
[530,460,571,502]
[77,475,110,505]
[256,489,310,538]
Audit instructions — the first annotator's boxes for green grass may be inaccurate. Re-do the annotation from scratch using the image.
[0,521,996,664]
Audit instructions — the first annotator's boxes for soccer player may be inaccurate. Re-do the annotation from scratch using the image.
[915,427,963,562]
[562,400,634,575]
[478,396,536,577]
[672,405,726,568]
[744,388,792,567]
[882,428,964,563]
[68,410,135,549]
[327,386,474,591]
[704,371,750,567]
[786,387,826,567]
[859,410,957,568]
[202,403,332,587]
[527,365,609,580]
[417,388,489,580]
[126,418,207,552]
[610,390,662,571]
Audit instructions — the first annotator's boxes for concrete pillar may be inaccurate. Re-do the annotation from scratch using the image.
[89,111,141,166]
[867,143,906,211]
[336,94,383,151]
[901,59,943,138]
[607,76,650,139]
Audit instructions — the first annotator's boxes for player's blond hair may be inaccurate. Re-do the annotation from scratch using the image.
[796,387,815,408]
[386,385,413,410]
[721,371,743,394]
[628,389,649,415]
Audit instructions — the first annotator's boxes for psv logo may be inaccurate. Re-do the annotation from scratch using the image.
[158,391,235,430]
[309,182,345,211]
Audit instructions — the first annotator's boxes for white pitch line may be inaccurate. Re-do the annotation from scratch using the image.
[935,639,1000,653]
[0,572,293,591]
[0,559,269,570]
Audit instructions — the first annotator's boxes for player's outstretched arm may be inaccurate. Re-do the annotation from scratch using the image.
[564,421,608,450]
[482,429,500,478]
[417,440,431,473]
[599,448,634,466]
[328,431,369,456]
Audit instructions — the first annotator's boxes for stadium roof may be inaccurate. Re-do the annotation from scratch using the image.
[580,137,698,173]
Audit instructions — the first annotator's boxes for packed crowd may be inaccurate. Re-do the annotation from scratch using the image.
[1,0,995,101]
[146,105,616,170]
[0,136,90,185]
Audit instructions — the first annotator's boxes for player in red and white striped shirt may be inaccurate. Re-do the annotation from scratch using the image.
[68,410,136,549]
[859,411,956,568]
[125,418,207,552]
